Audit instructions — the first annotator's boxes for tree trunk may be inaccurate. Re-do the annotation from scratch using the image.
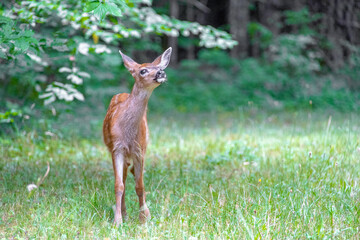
[186,0,195,59]
[195,0,208,25]
[228,0,249,58]
[307,0,360,69]
[169,0,179,65]
[258,0,283,36]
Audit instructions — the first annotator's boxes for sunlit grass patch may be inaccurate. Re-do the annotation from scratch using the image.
[1,111,359,238]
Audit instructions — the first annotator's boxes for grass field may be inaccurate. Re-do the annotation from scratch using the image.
[1,110,360,239]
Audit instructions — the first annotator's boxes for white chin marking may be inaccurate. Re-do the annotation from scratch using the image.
[156,78,166,83]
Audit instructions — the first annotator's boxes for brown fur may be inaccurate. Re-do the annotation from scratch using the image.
[103,48,171,225]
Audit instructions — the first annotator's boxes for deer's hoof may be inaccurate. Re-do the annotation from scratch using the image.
[121,210,128,222]
[139,207,151,224]
[113,215,123,227]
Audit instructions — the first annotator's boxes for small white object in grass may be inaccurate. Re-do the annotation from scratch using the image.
[27,184,37,192]
[243,162,250,166]
[45,131,55,137]
[218,197,226,207]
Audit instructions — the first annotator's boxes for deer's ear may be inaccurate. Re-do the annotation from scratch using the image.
[119,50,138,74]
[152,47,172,70]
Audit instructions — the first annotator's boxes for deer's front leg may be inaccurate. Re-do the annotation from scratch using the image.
[121,161,129,220]
[134,157,151,223]
[112,151,125,226]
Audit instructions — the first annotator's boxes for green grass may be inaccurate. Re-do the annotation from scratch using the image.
[1,110,360,239]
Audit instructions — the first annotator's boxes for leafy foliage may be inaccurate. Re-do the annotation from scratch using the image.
[0,109,22,123]
[147,46,360,112]
[0,16,39,59]
[284,7,322,35]
[248,22,273,50]
[269,34,322,74]
[0,3,359,125]
[0,0,237,110]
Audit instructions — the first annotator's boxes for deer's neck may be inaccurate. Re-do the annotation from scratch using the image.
[124,83,152,124]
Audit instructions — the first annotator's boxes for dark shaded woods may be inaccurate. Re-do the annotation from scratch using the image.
[156,0,360,69]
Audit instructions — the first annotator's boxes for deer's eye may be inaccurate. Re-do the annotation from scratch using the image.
[140,69,148,76]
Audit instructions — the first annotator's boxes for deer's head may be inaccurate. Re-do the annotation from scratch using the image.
[119,47,172,90]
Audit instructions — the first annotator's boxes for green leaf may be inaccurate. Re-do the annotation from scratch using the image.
[84,1,101,12]
[17,29,34,38]
[26,36,39,45]
[110,0,130,10]
[105,2,122,17]
[92,3,108,20]
[14,38,30,52]
[10,29,35,39]
[0,16,14,25]
[2,24,12,37]
[0,16,13,25]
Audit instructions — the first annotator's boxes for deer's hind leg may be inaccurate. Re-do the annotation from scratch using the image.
[133,154,151,223]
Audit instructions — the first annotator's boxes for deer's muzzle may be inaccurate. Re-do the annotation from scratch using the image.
[154,70,167,83]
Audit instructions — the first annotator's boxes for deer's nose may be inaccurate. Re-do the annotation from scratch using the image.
[155,70,166,79]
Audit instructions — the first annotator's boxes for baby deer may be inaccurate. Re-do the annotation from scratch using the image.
[103,47,172,225]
